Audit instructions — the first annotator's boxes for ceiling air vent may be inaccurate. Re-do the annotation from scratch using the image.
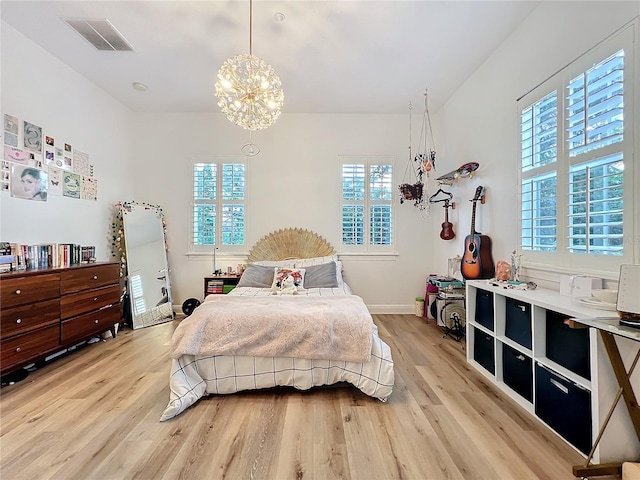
[65,19,134,52]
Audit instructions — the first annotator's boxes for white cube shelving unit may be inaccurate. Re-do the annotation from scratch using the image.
[466,279,640,464]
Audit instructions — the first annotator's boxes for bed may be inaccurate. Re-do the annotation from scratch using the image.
[160,228,395,421]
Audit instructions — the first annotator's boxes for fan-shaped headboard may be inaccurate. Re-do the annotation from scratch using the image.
[246,228,336,262]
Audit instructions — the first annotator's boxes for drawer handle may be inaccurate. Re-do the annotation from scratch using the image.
[15,289,21,295]
[15,347,21,353]
[94,319,99,324]
[549,378,569,394]
[93,275,98,280]
[515,354,525,361]
[15,318,22,324]
[93,297,98,301]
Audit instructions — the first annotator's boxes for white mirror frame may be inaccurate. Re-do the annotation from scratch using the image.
[121,202,173,329]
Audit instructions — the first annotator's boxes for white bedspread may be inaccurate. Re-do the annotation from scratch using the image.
[160,286,395,421]
[171,294,373,363]
[160,323,394,421]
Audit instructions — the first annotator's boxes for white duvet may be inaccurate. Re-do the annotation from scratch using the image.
[160,286,395,421]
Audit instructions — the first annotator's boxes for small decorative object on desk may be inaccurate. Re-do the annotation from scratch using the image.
[495,260,511,281]
[510,250,522,282]
[489,279,528,290]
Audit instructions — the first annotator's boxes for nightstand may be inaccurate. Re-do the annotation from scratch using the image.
[203,275,240,297]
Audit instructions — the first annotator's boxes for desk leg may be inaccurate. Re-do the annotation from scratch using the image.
[573,332,640,478]
[600,332,640,439]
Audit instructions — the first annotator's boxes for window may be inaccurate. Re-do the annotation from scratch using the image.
[192,157,246,252]
[340,156,393,251]
[518,22,636,273]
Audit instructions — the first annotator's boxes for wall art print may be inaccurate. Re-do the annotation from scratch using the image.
[45,148,55,165]
[1,161,10,192]
[4,146,30,164]
[10,164,48,201]
[48,166,63,196]
[81,176,97,200]
[4,114,19,147]
[62,171,81,199]
[4,114,18,134]
[23,121,42,153]
[4,132,18,147]
[73,149,92,177]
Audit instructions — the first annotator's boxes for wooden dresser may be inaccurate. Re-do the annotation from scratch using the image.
[0,262,121,376]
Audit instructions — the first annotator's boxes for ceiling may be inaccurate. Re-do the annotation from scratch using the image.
[1,1,540,115]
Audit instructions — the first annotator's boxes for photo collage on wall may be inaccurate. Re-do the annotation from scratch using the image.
[1,113,98,201]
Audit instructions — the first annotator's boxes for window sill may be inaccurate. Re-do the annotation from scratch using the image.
[337,252,399,261]
[185,251,249,258]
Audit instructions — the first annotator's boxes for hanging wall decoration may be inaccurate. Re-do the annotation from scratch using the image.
[399,103,425,210]
[399,90,437,212]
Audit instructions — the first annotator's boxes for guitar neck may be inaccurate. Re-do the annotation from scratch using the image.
[470,201,477,235]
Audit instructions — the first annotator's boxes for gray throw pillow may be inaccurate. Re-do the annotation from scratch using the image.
[304,261,339,288]
[236,264,276,288]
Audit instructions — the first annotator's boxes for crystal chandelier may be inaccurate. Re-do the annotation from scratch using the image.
[215,0,284,131]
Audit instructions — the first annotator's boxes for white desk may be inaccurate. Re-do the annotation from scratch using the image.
[571,317,640,478]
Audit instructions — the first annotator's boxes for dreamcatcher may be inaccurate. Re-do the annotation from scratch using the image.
[399,90,437,211]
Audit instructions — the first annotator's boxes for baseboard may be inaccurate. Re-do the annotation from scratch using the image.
[367,305,415,315]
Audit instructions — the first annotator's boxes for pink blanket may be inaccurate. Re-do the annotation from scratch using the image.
[170,294,373,362]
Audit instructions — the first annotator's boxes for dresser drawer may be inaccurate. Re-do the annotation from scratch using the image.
[0,273,60,308]
[0,324,61,374]
[60,284,121,319]
[60,263,120,294]
[0,299,60,339]
[61,303,120,344]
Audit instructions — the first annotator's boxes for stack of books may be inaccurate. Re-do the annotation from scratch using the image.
[0,242,14,273]
[0,242,97,272]
[206,279,224,295]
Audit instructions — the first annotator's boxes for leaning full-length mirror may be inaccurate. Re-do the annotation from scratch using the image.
[122,202,173,329]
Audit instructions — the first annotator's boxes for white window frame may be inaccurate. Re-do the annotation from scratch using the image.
[190,155,246,254]
[339,155,395,254]
[517,21,637,276]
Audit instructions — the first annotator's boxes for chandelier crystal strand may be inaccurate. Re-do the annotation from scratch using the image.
[214,0,284,131]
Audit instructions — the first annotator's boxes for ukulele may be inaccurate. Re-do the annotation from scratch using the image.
[461,186,495,280]
[440,199,455,240]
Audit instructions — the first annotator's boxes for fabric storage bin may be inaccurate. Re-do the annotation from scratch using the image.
[473,328,495,375]
[502,343,533,402]
[505,297,532,349]
[475,289,494,331]
[546,310,591,380]
[535,363,592,454]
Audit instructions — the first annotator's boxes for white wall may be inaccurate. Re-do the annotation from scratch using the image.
[6,2,637,311]
[0,22,134,259]
[131,112,437,311]
[433,1,640,288]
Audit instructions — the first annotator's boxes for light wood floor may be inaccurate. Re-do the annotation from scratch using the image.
[0,314,593,480]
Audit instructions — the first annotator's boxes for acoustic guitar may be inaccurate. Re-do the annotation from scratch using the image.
[461,186,495,280]
[440,199,455,240]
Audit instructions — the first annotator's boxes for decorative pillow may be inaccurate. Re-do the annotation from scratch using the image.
[304,261,339,288]
[236,264,276,288]
[271,267,306,294]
